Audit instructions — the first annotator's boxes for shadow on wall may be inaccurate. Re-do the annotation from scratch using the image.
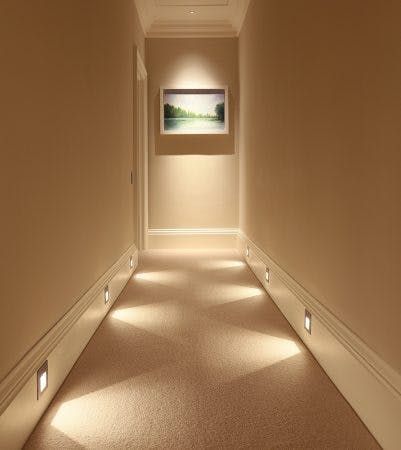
[154,92,236,155]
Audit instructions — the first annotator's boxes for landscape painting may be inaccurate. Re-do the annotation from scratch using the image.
[161,88,228,134]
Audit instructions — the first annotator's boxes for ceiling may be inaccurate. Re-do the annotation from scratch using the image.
[134,0,250,37]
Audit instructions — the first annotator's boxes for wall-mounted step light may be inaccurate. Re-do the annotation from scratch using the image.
[304,309,312,334]
[129,256,134,269]
[246,246,250,258]
[265,267,270,283]
[37,360,48,399]
[104,285,110,304]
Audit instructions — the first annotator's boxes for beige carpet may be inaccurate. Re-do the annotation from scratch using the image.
[25,250,379,449]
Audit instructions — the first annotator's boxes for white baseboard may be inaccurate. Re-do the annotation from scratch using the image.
[148,227,239,249]
[0,244,138,449]
[238,231,401,450]
[2,234,399,448]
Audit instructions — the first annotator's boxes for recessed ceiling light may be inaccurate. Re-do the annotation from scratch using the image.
[189,10,195,14]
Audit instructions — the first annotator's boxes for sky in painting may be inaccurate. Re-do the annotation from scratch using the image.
[164,92,224,116]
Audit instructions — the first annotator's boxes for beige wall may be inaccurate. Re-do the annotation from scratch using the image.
[0,0,144,381]
[239,0,401,372]
[146,38,239,230]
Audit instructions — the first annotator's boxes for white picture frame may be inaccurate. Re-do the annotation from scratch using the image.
[160,87,229,135]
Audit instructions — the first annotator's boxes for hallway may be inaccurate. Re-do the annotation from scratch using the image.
[1,0,400,447]
[26,251,378,449]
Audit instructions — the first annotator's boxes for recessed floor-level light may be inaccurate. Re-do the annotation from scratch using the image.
[265,267,270,283]
[104,285,110,304]
[37,361,48,399]
[246,246,250,258]
[129,256,134,269]
[304,309,312,334]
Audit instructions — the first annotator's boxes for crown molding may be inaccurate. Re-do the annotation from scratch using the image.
[234,0,250,34]
[147,20,237,38]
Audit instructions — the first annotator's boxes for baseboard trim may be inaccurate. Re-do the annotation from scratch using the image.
[238,230,401,449]
[148,227,239,249]
[148,227,239,236]
[0,244,138,449]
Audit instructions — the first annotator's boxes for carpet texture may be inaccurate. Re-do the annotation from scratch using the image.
[25,250,379,449]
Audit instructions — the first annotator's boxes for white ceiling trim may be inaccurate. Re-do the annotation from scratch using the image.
[232,0,250,33]
[134,0,250,38]
[147,20,237,38]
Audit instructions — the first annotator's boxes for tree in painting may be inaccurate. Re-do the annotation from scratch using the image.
[215,102,225,122]
[164,103,225,120]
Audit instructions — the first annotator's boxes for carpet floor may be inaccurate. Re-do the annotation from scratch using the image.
[25,250,379,449]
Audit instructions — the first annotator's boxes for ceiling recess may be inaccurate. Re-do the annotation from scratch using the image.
[135,0,250,38]
[155,1,229,6]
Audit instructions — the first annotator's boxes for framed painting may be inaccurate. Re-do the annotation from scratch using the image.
[160,87,228,135]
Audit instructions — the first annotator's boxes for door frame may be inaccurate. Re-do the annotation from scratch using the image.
[135,49,148,250]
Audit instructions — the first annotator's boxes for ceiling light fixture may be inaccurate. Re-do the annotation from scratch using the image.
[189,10,195,14]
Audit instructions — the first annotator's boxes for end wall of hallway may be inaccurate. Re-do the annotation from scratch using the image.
[146,37,239,249]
